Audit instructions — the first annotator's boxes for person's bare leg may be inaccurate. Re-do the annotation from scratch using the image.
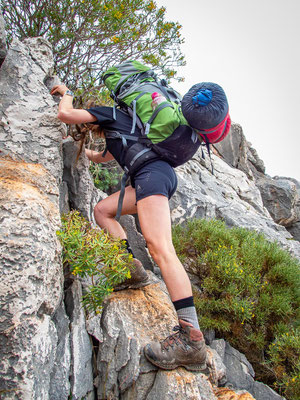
[94,185,149,289]
[139,195,207,371]
[94,185,137,239]
[137,194,192,301]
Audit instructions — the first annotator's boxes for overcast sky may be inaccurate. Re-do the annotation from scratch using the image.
[156,0,300,181]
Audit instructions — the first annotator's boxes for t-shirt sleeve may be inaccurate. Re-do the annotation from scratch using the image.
[85,106,115,125]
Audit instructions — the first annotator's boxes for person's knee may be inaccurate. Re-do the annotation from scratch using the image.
[146,238,175,265]
[94,201,115,223]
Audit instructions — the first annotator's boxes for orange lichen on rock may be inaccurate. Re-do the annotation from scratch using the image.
[0,158,59,216]
[214,387,255,399]
[0,158,55,190]
[107,281,177,345]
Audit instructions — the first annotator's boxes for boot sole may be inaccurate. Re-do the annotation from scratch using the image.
[144,350,209,373]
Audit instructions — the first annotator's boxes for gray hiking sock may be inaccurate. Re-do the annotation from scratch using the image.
[176,306,200,330]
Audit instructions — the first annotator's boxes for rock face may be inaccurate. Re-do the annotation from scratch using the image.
[214,124,300,243]
[88,275,222,400]
[213,123,265,179]
[0,9,7,65]
[0,37,293,400]
[0,38,65,398]
[0,37,95,400]
[65,280,94,399]
[256,176,300,227]
[211,340,284,400]
[170,150,300,259]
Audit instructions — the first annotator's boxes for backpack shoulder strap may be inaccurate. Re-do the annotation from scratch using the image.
[144,102,174,135]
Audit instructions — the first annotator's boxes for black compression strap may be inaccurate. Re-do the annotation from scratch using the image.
[172,296,194,311]
[129,148,152,167]
[115,172,128,221]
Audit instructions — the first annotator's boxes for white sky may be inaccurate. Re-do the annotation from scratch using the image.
[156,0,300,181]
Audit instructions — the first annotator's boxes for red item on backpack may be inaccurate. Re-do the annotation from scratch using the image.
[198,113,231,144]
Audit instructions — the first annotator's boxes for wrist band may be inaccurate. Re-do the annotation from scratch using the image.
[64,89,74,97]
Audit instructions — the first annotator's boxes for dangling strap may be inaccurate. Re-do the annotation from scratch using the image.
[130,92,147,134]
[202,134,214,175]
[110,91,117,120]
[131,100,137,134]
[115,148,154,221]
[201,146,205,159]
[115,170,129,221]
[113,102,116,120]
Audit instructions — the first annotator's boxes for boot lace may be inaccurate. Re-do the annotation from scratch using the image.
[161,325,188,351]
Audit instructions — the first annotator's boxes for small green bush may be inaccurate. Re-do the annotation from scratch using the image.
[89,161,121,194]
[268,329,300,399]
[57,211,132,313]
[173,218,300,399]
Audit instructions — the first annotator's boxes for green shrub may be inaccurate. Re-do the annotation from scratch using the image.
[89,161,122,194]
[57,211,132,313]
[268,328,300,398]
[173,218,300,399]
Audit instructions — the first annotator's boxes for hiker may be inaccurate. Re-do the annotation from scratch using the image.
[51,75,230,372]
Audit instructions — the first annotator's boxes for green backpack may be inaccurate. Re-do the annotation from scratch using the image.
[102,61,181,138]
[101,60,202,219]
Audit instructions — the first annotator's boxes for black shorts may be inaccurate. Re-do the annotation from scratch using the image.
[132,160,178,202]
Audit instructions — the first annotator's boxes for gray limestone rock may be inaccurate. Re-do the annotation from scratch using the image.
[207,347,227,386]
[0,37,66,399]
[49,302,71,400]
[59,180,70,215]
[287,221,300,241]
[256,175,300,227]
[120,214,155,271]
[210,339,226,361]
[248,145,266,174]
[213,123,265,179]
[1,316,58,400]
[211,340,286,400]
[0,159,63,398]
[252,381,286,400]
[214,123,249,176]
[213,123,265,180]
[223,341,255,392]
[65,280,94,400]
[0,37,65,182]
[62,137,101,221]
[0,9,7,65]
[214,124,299,242]
[92,275,225,400]
[170,151,300,259]
[145,369,217,400]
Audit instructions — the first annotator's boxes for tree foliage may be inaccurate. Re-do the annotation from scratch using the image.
[2,0,185,89]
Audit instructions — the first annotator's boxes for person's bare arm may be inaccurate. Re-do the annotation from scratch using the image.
[85,148,115,163]
[50,84,97,124]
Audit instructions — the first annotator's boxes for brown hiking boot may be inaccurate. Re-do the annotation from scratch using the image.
[144,319,208,372]
[114,258,151,291]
